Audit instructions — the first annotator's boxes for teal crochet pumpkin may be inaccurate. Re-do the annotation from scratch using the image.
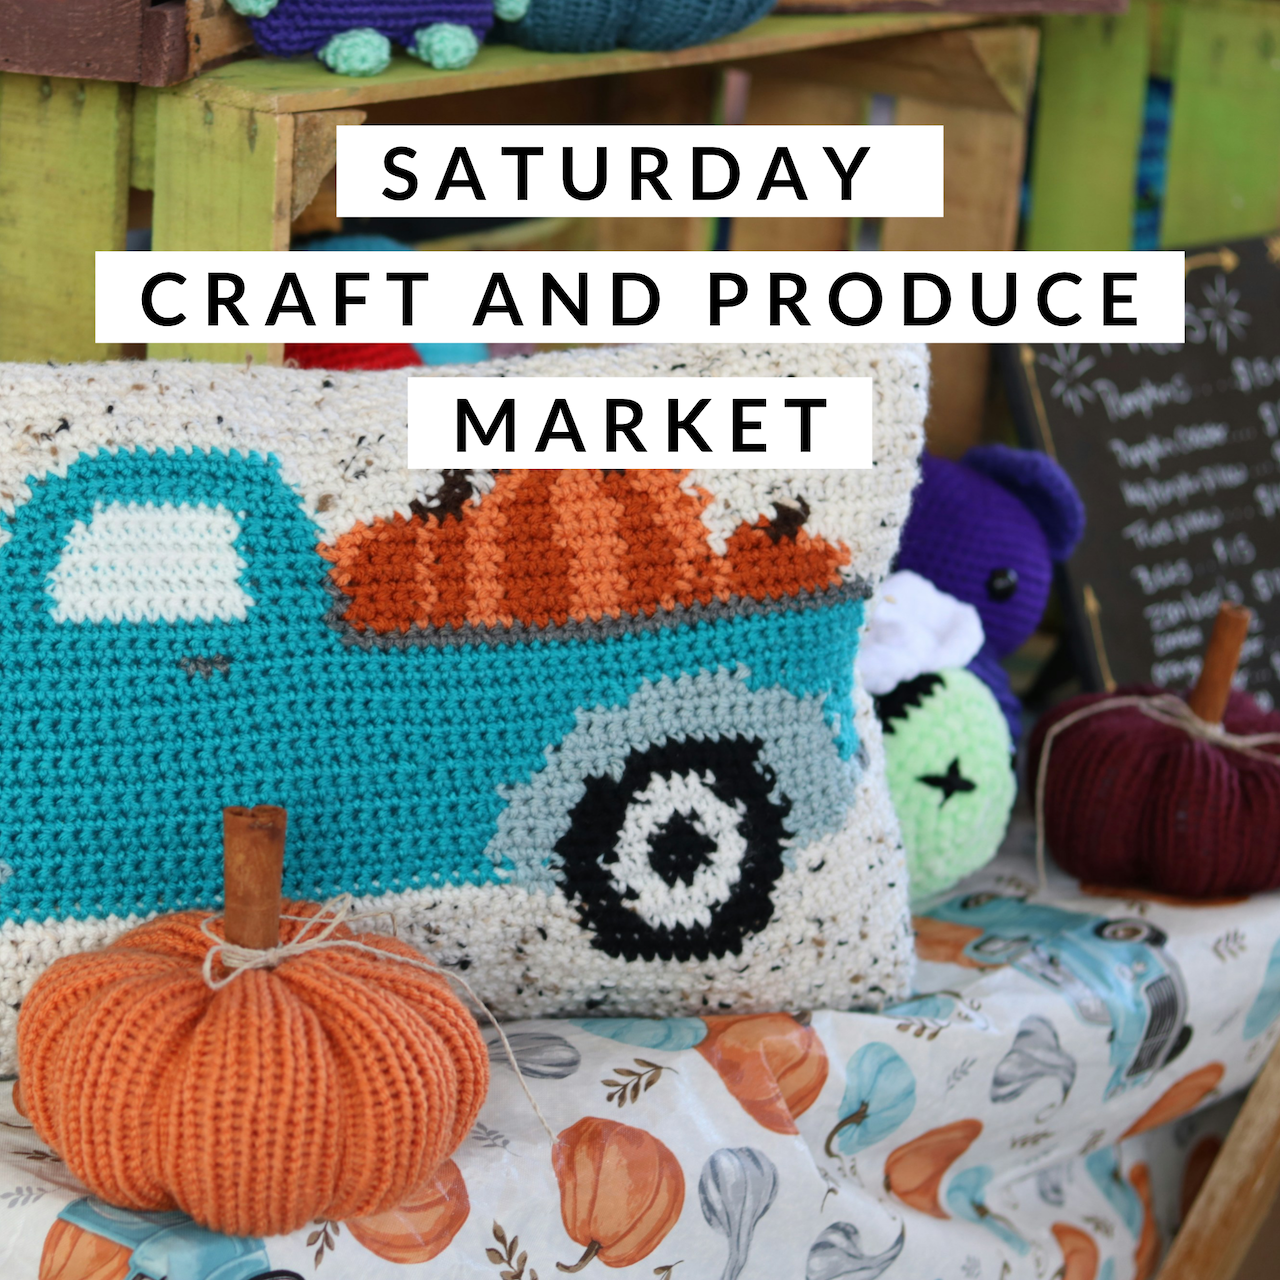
[875,668,1015,900]
[501,0,775,52]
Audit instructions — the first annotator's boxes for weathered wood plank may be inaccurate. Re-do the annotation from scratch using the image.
[1024,5,1149,251]
[0,0,145,82]
[883,89,1033,454]
[754,26,1038,114]
[597,66,721,252]
[413,217,599,251]
[174,13,981,114]
[149,93,292,364]
[141,2,190,88]
[886,94,1031,253]
[728,68,865,252]
[358,75,608,126]
[291,108,365,220]
[0,74,132,363]
[131,86,159,190]
[0,0,190,86]
[1157,1039,1280,1280]
[187,0,255,76]
[1161,0,1280,248]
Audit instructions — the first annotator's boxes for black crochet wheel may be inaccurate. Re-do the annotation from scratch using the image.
[556,735,791,962]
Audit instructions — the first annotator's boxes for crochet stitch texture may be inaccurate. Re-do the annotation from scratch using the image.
[0,344,925,1076]
[18,902,489,1237]
[243,0,494,55]
[502,0,775,52]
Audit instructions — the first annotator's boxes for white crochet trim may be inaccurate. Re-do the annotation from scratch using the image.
[858,570,985,696]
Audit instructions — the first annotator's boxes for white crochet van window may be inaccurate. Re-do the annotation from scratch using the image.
[47,502,254,624]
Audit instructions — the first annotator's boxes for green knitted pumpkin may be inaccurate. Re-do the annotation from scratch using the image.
[876,668,1015,899]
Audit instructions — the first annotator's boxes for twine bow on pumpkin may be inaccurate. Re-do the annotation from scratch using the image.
[200,891,559,1145]
[200,891,375,986]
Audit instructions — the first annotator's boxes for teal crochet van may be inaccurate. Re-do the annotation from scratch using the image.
[0,353,924,1053]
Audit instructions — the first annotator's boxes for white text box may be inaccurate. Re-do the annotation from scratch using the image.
[97,251,1186,345]
[336,125,944,219]
[407,377,871,469]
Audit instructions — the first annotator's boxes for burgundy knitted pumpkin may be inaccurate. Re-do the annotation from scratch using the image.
[1028,606,1280,898]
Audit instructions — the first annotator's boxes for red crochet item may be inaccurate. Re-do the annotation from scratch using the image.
[1027,685,1280,897]
[287,343,423,371]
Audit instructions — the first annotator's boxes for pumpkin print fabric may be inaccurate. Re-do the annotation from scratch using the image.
[6,826,1280,1280]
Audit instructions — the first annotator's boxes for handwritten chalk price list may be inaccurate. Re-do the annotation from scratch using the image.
[1007,235,1280,708]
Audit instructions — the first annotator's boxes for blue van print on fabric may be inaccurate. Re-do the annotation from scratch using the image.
[925,893,1192,1099]
[571,1017,709,1052]
[1244,936,1280,1040]
[50,1198,270,1280]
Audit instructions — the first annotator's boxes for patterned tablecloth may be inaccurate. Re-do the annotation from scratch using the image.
[4,821,1279,1280]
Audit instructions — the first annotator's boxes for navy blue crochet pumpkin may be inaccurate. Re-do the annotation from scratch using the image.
[500,0,775,52]
[227,0,530,74]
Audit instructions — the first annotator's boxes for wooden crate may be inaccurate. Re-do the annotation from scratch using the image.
[0,0,190,87]
[0,0,251,88]
[0,13,1038,454]
[1026,0,1280,251]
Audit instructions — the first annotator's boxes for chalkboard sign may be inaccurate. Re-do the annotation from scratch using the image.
[1003,234,1280,709]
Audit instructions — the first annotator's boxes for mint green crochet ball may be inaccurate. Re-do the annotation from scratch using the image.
[318,28,392,76]
[413,22,480,69]
[876,668,1015,900]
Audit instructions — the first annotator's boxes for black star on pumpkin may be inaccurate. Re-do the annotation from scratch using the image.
[919,758,977,806]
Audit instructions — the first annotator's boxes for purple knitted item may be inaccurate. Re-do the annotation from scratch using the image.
[249,1,493,55]
[897,447,1084,740]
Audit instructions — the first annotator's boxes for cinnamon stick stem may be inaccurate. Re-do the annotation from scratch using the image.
[223,805,286,950]
[1187,603,1253,725]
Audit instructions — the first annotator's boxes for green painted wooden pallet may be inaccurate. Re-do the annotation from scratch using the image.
[0,11,982,366]
[1026,0,1280,250]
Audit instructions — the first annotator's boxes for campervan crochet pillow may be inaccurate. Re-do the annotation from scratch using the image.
[0,344,924,1074]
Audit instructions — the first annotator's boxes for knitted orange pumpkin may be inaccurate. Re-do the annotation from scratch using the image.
[18,806,489,1239]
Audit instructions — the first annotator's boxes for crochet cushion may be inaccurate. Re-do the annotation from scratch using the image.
[501,0,775,52]
[0,344,924,1073]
